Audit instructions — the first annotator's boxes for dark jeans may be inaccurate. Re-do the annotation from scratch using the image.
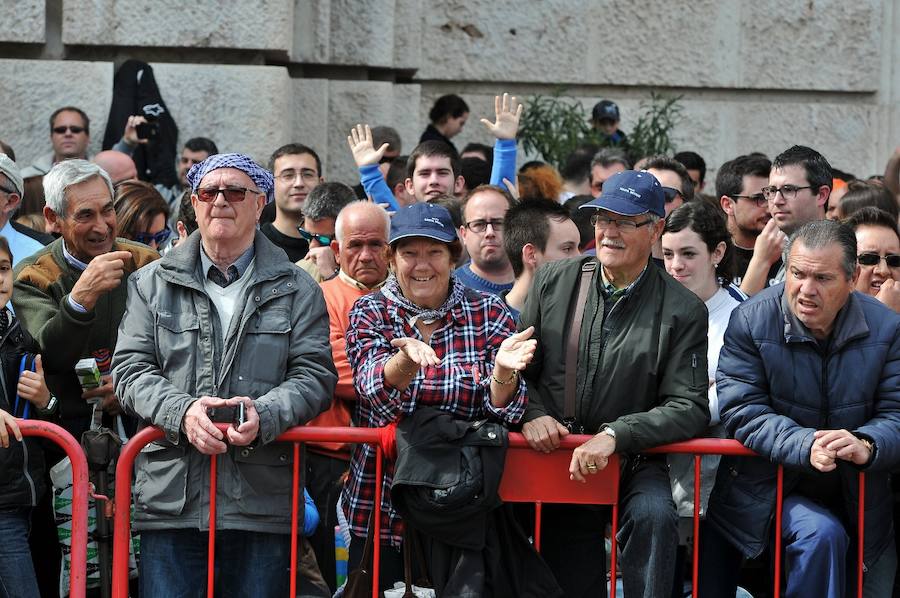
[305,451,349,593]
[540,456,679,598]
[139,528,291,598]
[0,507,40,598]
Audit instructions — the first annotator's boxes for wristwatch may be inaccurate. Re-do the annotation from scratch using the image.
[600,426,616,440]
[37,395,58,416]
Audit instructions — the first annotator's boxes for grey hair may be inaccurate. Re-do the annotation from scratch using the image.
[783,219,857,280]
[303,182,357,222]
[335,200,391,243]
[43,159,114,217]
[591,148,631,171]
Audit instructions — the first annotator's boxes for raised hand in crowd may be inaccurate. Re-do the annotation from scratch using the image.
[224,396,260,446]
[493,326,536,373]
[347,124,388,168]
[70,250,133,311]
[740,218,786,296]
[303,245,339,280]
[0,408,22,448]
[182,396,229,455]
[120,115,150,148]
[16,354,50,410]
[480,92,523,140]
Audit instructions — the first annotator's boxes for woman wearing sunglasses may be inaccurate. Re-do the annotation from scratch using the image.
[844,206,900,312]
[114,180,172,251]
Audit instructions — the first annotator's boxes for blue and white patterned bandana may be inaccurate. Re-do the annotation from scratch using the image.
[186,153,274,202]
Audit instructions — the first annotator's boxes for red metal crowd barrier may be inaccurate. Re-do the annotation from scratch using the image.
[5,419,91,598]
[110,427,868,598]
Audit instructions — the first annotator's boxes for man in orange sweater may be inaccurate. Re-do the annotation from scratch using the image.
[308,200,391,591]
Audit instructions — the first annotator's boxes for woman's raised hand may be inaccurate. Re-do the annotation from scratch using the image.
[390,337,441,369]
[495,326,536,372]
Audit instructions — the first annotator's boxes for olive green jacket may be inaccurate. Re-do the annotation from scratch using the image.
[519,255,710,453]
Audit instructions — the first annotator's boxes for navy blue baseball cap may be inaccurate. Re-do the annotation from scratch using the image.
[390,203,458,244]
[579,170,666,218]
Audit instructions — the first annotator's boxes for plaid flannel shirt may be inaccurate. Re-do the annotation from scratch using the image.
[341,287,526,546]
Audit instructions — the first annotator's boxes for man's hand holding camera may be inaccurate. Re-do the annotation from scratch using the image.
[183,395,260,454]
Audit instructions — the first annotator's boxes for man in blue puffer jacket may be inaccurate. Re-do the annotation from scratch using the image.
[701,220,900,598]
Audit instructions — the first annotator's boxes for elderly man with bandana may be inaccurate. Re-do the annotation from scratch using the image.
[112,153,337,597]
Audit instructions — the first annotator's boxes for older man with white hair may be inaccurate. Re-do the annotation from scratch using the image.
[13,159,158,439]
[113,153,336,597]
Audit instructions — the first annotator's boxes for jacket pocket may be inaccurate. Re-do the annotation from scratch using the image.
[134,441,189,516]
[233,444,294,516]
[235,307,291,389]
[156,312,200,389]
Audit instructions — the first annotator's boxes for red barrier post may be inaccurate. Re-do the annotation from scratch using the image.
[12,420,90,598]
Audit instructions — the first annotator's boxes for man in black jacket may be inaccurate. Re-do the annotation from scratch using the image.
[519,170,709,598]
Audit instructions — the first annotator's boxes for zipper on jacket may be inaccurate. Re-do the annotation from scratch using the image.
[692,353,698,387]
[20,439,37,506]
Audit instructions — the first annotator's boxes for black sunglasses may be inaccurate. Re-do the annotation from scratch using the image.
[662,187,683,203]
[857,253,900,268]
[52,125,86,134]
[134,229,172,247]
[298,228,333,245]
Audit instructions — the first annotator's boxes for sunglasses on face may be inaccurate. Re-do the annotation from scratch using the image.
[298,228,333,245]
[195,186,259,202]
[133,228,172,247]
[662,187,683,203]
[858,253,900,268]
[52,125,86,135]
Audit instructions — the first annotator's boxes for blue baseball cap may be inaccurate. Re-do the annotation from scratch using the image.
[390,203,458,244]
[579,170,666,218]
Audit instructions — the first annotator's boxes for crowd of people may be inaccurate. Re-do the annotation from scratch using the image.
[0,89,897,598]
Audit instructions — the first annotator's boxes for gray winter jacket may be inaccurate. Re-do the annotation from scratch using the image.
[113,231,336,533]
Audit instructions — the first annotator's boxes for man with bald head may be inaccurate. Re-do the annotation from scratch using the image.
[113,153,336,597]
[93,150,137,185]
[305,199,390,591]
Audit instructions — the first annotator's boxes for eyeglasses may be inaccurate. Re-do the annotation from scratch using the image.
[52,125,86,135]
[195,186,260,202]
[761,185,813,201]
[858,253,900,268]
[729,193,767,207]
[590,214,654,231]
[298,228,333,245]
[464,219,505,233]
[276,169,319,183]
[662,187,684,204]
[133,228,172,247]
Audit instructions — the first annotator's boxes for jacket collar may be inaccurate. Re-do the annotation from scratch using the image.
[158,229,297,289]
[781,287,869,351]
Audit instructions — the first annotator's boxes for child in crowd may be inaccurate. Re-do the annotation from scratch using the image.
[0,235,54,598]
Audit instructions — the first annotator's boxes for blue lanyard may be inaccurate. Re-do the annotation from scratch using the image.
[13,355,34,420]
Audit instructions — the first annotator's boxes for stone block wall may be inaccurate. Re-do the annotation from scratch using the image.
[0,0,896,186]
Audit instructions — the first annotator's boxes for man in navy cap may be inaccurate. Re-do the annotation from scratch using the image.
[519,170,710,597]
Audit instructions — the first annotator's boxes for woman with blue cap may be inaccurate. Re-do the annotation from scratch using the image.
[342,202,536,590]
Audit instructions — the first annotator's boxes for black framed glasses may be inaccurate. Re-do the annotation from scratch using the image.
[761,185,813,201]
[298,228,333,245]
[662,187,684,204]
[195,186,259,202]
[52,125,85,134]
[134,228,172,247]
[590,214,654,232]
[858,253,900,268]
[729,193,767,207]
[464,219,505,233]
